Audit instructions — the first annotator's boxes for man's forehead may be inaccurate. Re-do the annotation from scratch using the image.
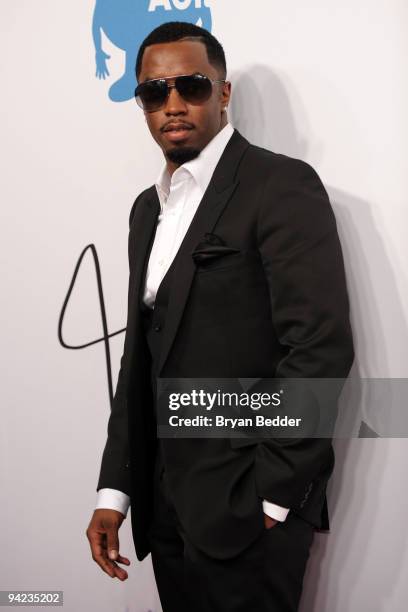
[140,40,213,80]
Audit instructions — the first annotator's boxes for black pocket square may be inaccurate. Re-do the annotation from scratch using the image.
[191,233,240,264]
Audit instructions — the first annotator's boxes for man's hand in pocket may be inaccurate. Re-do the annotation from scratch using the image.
[264,514,279,530]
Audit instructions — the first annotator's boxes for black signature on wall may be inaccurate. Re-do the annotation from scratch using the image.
[58,244,125,409]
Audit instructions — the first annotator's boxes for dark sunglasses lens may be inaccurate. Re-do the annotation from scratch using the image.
[135,80,168,111]
[176,75,212,104]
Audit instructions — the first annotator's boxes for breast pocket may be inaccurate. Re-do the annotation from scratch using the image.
[194,249,260,274]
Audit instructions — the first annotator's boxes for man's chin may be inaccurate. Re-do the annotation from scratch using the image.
[166,146,201,165]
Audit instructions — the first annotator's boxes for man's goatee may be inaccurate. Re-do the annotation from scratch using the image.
[167,147,201,165]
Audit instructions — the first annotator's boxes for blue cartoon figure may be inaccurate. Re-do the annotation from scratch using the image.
[92,0,213,102]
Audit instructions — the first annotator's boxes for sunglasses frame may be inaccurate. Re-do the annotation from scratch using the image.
[134,72,227,112]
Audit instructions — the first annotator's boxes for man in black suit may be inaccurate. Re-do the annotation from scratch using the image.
[86,21,354,612]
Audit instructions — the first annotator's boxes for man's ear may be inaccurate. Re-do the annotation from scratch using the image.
[221,81,232,107]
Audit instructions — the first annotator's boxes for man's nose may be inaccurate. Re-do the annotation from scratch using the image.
[164,85,188,115]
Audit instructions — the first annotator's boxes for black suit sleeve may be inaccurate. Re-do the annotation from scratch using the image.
[254,158,354,507]
[96,195,142,496]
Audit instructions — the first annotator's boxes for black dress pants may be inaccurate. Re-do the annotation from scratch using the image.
[147,442,315,612]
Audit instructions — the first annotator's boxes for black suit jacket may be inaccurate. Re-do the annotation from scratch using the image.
[97,129,354,561]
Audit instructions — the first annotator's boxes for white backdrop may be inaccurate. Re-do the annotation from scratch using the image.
[1,1,407,611]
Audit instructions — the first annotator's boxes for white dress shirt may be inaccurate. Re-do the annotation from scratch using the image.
[96,122,289,523]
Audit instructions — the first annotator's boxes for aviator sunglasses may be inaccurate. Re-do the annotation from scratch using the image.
[134,72,227,112]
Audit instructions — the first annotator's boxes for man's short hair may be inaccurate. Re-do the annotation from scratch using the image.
[135,21,227,81]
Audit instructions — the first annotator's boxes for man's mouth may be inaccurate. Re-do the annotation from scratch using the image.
[162,123,194,143]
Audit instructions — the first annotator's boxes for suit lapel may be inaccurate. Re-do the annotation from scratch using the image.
[129,189,160,310]
[157,129,250,375]
[124,189,159,361]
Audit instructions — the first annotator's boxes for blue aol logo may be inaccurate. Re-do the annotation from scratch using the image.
[92,0,213,102]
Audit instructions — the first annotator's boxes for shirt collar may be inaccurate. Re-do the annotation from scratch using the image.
[154,122,234,210]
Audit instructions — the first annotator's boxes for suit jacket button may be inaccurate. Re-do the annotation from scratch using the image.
[154,324,161,332]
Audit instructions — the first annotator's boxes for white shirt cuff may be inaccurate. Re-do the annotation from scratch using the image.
[262,499,290,522]
[95,488,130,518]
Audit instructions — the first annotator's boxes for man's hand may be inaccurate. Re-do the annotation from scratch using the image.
[264,514,279,530]
[86,509,130,580]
